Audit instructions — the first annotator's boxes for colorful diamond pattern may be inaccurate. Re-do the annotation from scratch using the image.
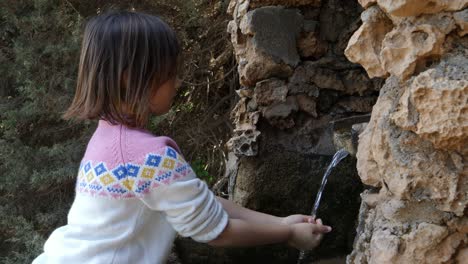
[76,147,194,199]
[126,164,139,177]
[167,148,177,159]
[162,158,175,170]
[145,154,162,167]
[99,173,115,185]
[112,165,127,180]
[94,163,107,176]
[86,172,94,182]
[141,167,156,179]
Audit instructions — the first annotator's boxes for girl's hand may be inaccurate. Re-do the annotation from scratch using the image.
[281,214,316,225]
[287,219,332,250]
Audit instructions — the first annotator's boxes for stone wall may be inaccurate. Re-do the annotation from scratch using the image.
[223,0,384,262]
[345,1,468,263]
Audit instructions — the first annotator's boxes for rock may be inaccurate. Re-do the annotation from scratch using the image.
[356,76,467,215]
[233,139,363,261]
[288,64,320,97]
[297,31,328,58]
[333,96,377,113]
[227,0,250,19]
[262,96,299,129]
[376,0,468,17]
[292,63,379,96]
[249,0,321,8]
[229,6,303,86]
[291,61,380,95]
[335,15,362,56]
[351,122,368,156]
[346,2,468,261]
[347,192,468,264]
[296,94,317,117]
[380,13,456,80]
[254,79,288,106]
[227,98,262,156]
[345,6,393,78]
[227,0,322,16]
[239,7,303,67]
[453,9,468,36]
[332,115,372,156]
[319,0,364,43]
[227,128,261,156]
[358,0,377,8]
[456,247,468,263]
[235,87,254,98]
[341,69,380,95]
[391,54,468,155]
[308,66,345,90]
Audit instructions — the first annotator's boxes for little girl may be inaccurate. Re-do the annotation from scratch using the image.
[33,10,331,264]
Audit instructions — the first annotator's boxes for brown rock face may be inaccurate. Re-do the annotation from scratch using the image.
[346,1,468,263]
[358,0,377,9]
[298,31,328,58]
[391,54,468,155]
[377,0,468,17]
[228,0,321,14]
[453,9,468,36]
[228,6,303,86]
[224,1,374,263]
[380,13,456,80]
[345,6,393,78]
[249,0,321,8]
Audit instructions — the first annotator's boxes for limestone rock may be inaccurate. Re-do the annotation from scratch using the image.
[227,128,261,156]
[227,98,261,156]
[376,0,468,17]
[249,0,321,8]
[345,6,393,78]
[356,76,467,215]
[294,62,379,95]
[380,13,456,80]
[391,54,468,155]
[308,66,345,90]
[348,191,468,264]
[227,0,321,16]
[319,0,363,43]
[341,69,381,95]
[229,6,303,86]
[227,0,250,18]
[288,64,320,97]
[296,94,317,117]
[333,96,377,113]
[297,31,328,58]
[254,79,288,106]
[358,0,377,8]
[453,9,468,36]
[262,96,298,129]
[345,2,468,263]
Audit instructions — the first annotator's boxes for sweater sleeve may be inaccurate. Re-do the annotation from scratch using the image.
[138,146,228,243]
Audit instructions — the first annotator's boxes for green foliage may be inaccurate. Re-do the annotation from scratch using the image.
[191,159,215,185]
[0,1,234,262]
[0,0,88,262]
[0,206,47,264]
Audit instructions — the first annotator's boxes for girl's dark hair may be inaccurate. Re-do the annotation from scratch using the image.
[64,10,181,128]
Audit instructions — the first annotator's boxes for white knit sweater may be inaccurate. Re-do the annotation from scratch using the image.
[33,120,228,263]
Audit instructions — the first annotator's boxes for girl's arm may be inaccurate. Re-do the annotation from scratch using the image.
[208,218,331,249]
[217,197,315,225]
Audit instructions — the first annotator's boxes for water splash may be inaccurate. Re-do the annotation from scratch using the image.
[297,149,350,264]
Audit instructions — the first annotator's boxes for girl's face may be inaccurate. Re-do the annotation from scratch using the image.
[149,77,182,115]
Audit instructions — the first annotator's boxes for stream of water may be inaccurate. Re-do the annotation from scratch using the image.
[297,149,350,264]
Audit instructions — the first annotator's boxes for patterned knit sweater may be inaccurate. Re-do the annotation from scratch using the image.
[33,120,228,264]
